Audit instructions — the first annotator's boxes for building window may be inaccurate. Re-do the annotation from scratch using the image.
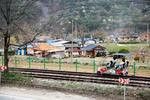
[127,38,129,39]
[145,36,147,37]
[122,38,124,39]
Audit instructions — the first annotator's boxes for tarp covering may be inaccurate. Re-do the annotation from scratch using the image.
[106,53,134,58]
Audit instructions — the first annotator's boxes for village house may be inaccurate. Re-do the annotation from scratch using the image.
[75,38,96,44]
[140,32,150,41]
[81,44,107,57]
[27,44,64,58]
[119,35,139,42]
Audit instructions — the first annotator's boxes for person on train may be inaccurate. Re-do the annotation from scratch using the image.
[106,57,116,69]
[115,58,125,69]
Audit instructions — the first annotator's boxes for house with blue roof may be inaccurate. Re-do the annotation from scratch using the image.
[81,44,107,57]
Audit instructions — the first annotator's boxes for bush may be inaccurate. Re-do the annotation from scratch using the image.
[114,48,129,58]
[8,50,16,55]
[118,48,129,53]
[101,52,106,57]
[108,40,112,43]
[0,52,2,56]
[96,52,101,57]
[118,41,140,44]
[99,41,106,43]
[108,51,117,55]
[134,55,141,62]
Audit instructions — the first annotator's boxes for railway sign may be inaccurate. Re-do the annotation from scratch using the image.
[119,78,130,84]
[119,77,130,100]
[0,66,7,85]
[0,66,7,70]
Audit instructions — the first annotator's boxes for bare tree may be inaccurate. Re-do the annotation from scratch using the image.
[0,0,52,74]
[139,46,149,63]
[93,30,107,42]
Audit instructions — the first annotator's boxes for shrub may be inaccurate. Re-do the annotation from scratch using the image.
[8,50,16,55]
[108,51,117,55]
[108,40,112,43]
[115,48,129,58]
[118,48,129,53]
[96,52,101,57]
[0,52,2,56]
[99,41,106,43]
[134,55,141,62]
[118,41,140,44]
[101,52,106,57]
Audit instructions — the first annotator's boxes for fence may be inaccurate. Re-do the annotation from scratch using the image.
[1,56,150,76]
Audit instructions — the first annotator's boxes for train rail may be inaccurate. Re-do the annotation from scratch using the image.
[9,67,150,88]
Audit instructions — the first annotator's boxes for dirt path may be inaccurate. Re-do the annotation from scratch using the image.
[0,86,110,100]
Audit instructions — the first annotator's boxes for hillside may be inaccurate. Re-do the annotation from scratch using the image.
[38,0,150,36]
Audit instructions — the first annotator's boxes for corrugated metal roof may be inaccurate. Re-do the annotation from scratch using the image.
[81,44,106,50]
[75,38,94,42]
[111,53,134,57]
[51,43,64,47]
[81,44,98,50]
[54,41,70,44]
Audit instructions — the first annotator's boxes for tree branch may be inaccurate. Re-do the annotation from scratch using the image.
[0,4,7,22]
[9,19,51,47]
[10,0,37,22]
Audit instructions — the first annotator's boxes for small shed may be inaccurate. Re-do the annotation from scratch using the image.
[16,46,26,55]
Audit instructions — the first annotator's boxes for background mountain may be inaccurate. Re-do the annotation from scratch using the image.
[37,0,150,37]
[2,0,149,39]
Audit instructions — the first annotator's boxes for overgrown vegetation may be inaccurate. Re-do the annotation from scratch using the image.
[118,41,140,44]
[8,50,16,55]
[2,71,32,82]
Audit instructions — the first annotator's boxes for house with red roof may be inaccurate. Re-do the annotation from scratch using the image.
[27,44,64,58]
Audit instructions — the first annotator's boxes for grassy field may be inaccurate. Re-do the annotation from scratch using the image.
[0,43,150,76]
[106,44,147,52]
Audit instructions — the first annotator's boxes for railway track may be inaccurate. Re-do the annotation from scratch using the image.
[9,67,150,88]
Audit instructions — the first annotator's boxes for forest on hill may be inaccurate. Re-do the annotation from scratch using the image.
[38,0,150,36]
[0,0,150,41]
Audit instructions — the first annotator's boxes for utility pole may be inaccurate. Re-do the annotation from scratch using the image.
[75,21,77,39]
[81,30,84,48]
[71,20,73,64]
[147,22,149,46]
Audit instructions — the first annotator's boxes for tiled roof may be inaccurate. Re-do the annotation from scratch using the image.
[27,44,60,52]
[81,44,106,51]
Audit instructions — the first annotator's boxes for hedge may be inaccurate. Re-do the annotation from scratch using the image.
[118,41,140,44]
[8,50,16,55]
